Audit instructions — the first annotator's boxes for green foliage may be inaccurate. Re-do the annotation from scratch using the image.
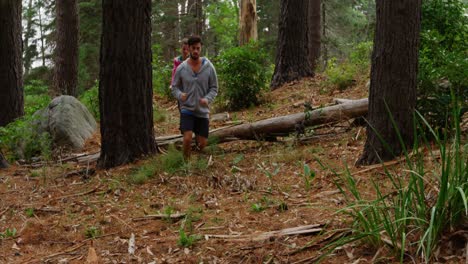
[152,44,173,98]
[324,41,372,91]
[0,116,52,162]
[25,208,35,218]
[322,99,467,262]
[84,226,101,239]
[79,81,99,120]
[217,42,271,110]
[160,145,186,174]
[250,203,265,212]
[24,80,51,116]
[300,163,316,191]
[0,228,17,239]
[418,0,468,130]
[205,1,239,52]
[128,161,158,185]
[177,228,201,248]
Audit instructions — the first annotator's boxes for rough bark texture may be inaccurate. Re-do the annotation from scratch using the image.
[98,0,156,169]
[0,0,24,127]
[0,152,8,168]
[239,0,258,46]
[357,0,421,165]
[54,0,79,97]
[271,0,313,90]
[308,0,321,70]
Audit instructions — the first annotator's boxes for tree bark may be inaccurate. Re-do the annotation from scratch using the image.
[308,0,321,70]
[357,0,421,165]
[98,0,156,169]
[54,0,79,97]
[239,0,258,46]
[0,152,8,169]
[271,0,313,90]
[0,0,24,127]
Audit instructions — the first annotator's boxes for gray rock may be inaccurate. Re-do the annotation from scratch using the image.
[34,95,97,150]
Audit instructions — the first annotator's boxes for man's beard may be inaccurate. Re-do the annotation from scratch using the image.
[190,53,199,60]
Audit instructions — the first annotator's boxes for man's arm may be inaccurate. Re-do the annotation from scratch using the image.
[171,66,183,100]
[203,65,218,104]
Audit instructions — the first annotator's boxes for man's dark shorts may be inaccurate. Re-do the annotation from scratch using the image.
[180,113,209,138]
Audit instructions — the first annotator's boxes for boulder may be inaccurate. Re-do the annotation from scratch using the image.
[34,95,97,150]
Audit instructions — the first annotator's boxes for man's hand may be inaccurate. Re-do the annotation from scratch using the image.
[180,93,188,102]
[199,98,208,106]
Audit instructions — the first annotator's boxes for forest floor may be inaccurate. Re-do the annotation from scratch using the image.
[1,76,467,264]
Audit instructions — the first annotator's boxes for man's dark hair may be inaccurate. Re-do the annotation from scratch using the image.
[188,35,202,46]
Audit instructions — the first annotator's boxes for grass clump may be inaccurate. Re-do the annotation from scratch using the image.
[322,98,467,262]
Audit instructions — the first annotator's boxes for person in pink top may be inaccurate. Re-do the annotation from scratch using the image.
[171,38,189,87]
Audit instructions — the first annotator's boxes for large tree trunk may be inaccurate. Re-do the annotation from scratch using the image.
[308,0,321,70]
[0,155,8,168]
[54,0,79,97]
[270,0,313,90]
[239,0,258,46]
[98,0,156,169]
[0,152,8,169]
[0,0,24,127]
[357,0,421,165]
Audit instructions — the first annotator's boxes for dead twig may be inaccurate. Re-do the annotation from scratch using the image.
[53,185,101,200]
[132,212,186,221]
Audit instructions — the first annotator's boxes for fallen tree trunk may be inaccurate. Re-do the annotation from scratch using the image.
[46,98,368,165]
[210,98,368,142]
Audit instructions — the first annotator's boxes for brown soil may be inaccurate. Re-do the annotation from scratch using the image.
[0,76,465,264]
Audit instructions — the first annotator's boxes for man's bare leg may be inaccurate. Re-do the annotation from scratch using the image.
[196,135,208,151]
[183,131,193,159]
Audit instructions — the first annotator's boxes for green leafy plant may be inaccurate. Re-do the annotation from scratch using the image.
[152,44,173,98]
[0,228,17,239]
[251,203,265,212]
[217,42,271,110]
[84,226,101,239]
[324,41,372,91]
[177,228,201,248]
[417,0,468,131]
[300,163,316,191]
[25,208,35,218]
[79,81,100,120]
[0,116,52,162]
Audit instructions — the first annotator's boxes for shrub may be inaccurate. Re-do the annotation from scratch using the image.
[1,80,52,162]
[0,116,52,162]
[324,41,372,91]
[24,80,51,116]
[417,0,468,130]
[79,81,100,120]
[217,42,271,110]
[152,44,173,98]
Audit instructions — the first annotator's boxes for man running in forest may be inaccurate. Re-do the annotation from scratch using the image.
[171,38,189,86]
[171,35,218,159]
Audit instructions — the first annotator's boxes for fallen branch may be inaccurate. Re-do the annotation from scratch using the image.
[205,224,324,242]
[53,185,101,200]
[132,212,186,221]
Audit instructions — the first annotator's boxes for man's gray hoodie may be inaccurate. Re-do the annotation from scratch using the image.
[171,58,218,118]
